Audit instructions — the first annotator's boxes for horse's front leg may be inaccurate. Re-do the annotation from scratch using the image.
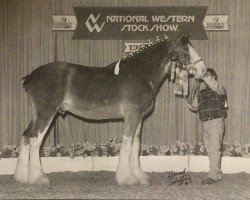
[130,121,150,185]
[116,116,140,185]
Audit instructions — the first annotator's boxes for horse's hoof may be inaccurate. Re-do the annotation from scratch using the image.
[138,176,150,185]
[29,174,50,185]
[116,174,139,186]
[134,169,151,185]
[14,172,29,184]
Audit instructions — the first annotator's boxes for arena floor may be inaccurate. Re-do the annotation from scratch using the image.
[1,171,250,199]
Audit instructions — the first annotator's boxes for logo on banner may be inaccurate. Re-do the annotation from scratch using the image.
[52,15,77,30]
[85,14,105,32]
[203,15,229,31]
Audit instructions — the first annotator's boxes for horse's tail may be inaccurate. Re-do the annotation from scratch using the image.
[22,73,31,91]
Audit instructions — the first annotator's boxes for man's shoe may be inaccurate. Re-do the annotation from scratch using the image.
[201,177,219,185]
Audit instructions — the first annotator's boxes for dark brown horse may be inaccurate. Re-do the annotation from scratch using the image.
[14,33,206,185]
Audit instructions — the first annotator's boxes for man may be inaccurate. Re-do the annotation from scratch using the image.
[187,68,227,185]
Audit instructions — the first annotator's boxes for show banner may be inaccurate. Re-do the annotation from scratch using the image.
[72,6,208,40]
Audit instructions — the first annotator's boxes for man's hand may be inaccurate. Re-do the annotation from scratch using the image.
[202,75,225,95]
[187,96,193,105]
[186,96,198,112]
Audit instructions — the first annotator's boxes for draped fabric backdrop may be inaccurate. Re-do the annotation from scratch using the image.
[1,0,250,149]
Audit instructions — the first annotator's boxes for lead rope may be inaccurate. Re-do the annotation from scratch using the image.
[187,78,200,108]
[191,79,200,101]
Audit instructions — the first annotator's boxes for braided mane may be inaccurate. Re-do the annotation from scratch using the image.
[121,36,170,61]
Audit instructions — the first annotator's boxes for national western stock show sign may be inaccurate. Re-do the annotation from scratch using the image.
[52,7,229,54]
[53,6,208,40]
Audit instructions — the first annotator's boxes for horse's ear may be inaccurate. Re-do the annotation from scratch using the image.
[180,30,189,46]
[175,30,189,46]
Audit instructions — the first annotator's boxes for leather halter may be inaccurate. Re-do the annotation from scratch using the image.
[192,58,203,65]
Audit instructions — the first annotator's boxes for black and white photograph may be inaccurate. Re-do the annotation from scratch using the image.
[0,0,250,199]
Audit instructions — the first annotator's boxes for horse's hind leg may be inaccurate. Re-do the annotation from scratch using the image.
[14,122,34,183]
[28,115,54,185]
[130,121,150,185]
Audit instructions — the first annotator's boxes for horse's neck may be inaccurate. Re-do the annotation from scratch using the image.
[138,45,169,88]
[120,42,169,91]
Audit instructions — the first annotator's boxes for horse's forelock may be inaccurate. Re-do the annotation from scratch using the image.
[170,42,191,64]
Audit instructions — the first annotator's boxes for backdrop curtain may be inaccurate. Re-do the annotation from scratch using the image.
[0,0,250,149]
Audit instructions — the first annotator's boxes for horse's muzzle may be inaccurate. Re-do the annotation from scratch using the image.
[185,64,207,79]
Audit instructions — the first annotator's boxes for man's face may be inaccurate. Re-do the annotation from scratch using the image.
[206,71,215,79]
[207,71,211,76]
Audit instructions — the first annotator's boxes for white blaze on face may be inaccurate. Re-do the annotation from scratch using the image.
[163,61,171,73]
[188,44,207,79]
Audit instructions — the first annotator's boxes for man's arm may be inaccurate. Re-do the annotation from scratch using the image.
[202,76,225,95]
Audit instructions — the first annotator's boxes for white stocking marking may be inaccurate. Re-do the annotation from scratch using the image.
[130,122,142,170]
[14,137,30,183]
[29,122,51,185]
[116,134,138,185]
[130,122,150,185]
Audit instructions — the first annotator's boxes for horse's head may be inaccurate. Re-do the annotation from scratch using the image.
[169,32,207,79]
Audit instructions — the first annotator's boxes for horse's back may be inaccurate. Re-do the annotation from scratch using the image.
[23,61,108,95]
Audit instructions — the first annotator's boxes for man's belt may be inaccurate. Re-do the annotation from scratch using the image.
[201,116,222,122]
